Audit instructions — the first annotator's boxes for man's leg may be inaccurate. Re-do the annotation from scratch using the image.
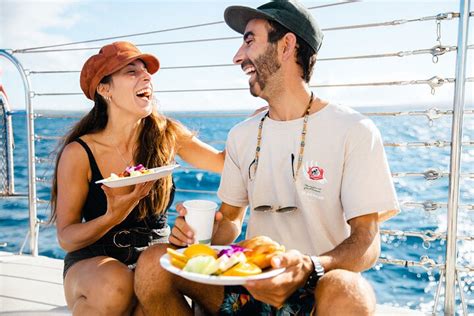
[315,269,376,316]
[134,244,225,316]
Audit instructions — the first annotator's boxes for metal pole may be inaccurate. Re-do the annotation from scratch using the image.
[0,92,16,194]
[0,50,38,256]
[444,0,470,314]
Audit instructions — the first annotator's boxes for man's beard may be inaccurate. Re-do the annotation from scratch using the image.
[243,43,281,97]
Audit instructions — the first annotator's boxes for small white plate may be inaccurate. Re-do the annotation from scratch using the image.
[95,164,180,188]
[159,246,285,286]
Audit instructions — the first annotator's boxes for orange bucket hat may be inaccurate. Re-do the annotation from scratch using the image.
[80,41,160,100]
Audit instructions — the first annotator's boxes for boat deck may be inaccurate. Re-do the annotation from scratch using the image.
[0,251,427,315]
[0,251,68,315]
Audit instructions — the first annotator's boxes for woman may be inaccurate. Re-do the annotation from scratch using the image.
[50,41,224,315]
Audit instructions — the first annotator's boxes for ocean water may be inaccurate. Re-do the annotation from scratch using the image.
[0,107,473,314]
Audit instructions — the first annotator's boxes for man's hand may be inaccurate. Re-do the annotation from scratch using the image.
[169,202,223,246]
[244,250,313,308]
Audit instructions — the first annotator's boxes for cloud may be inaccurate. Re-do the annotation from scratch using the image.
[2,0,80,47]
[1,0,84,69]
[0,0,89,110]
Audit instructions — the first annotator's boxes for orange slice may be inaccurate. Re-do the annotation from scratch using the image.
[220,262,262,276]
[167,248,189,263]
[171,257,187,269]
[183,244,217,259]
[247,253,272,269]
[247,250,284,269]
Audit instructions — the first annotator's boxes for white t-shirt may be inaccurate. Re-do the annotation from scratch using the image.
[218,103,399,255]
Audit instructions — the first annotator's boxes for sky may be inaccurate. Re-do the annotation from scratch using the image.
[0,0,473,112]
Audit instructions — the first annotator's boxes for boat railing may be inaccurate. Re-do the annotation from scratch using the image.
[0,1,472,314]
[0,92,15,196]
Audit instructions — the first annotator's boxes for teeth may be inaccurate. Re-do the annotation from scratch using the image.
[136,88,152,97]
[244,67,256,75]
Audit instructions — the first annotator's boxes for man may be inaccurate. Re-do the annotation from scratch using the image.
[135,1,399,315]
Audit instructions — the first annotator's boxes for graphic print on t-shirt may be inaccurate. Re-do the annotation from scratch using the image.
[302,160,327,200]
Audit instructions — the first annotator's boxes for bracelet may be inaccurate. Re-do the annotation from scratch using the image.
[304,255,325,292]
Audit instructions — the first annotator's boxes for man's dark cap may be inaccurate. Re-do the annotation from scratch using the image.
[224,0,324,53]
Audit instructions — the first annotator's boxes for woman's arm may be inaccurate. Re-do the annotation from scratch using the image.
[55,142,115,252]
[177,135,225,174]
[174,109,270,174]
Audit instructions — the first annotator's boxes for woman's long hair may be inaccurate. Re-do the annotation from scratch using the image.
[50,75,185,222]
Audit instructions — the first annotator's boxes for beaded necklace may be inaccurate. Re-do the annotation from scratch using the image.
[252,92,314,181]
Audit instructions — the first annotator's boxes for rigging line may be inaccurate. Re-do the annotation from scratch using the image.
[34,112,248,119]
[381,230,473,242]
[385,140,474,147]
[33,76,464,96]
[13,21,225,53]
[16,14,461,54]
[401,201,474,211]
[33,109,474,120]
[13,7,453,54]
[12,0,358,53]
[23,38,458,57]
[33,137,471,148]
[377,258,444,271]
[27,43,456,75]
[28,45,459,73]
[364,109,474,117]
[28,48,453,72]
[20,37,242,54]
[307,0,361,10]
[27,193,474,212]
[34,76,471,97]
[323,12,460,32]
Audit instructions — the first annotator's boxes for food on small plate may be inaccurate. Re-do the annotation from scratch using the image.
[166,236,285,277]
[107,164,151,180]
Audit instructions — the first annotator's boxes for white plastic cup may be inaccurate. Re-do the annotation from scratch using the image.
[183,200,218,245]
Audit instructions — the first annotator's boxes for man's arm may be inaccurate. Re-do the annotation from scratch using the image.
[242,212,380,308]
[211,202,247,245]
[319,212,380,272]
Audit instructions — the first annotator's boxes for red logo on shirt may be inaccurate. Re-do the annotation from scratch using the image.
[307,166,325,181]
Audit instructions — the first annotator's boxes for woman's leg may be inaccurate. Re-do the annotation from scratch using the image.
[64,256,135,316]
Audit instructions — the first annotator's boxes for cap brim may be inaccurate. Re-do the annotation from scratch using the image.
[137,53,160,74]
[106,53,160,78]
[224,6,276,34]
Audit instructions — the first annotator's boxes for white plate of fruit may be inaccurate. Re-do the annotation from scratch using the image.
[160,236,286,286]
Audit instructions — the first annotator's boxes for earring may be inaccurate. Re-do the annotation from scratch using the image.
[104,95,111,101]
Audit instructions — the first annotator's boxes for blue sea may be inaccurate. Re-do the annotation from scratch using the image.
[0,107,473,314]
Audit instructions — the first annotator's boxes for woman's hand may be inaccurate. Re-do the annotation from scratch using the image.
[102,181,156,226]
[243,250,313,308]
[169,202,223,246]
